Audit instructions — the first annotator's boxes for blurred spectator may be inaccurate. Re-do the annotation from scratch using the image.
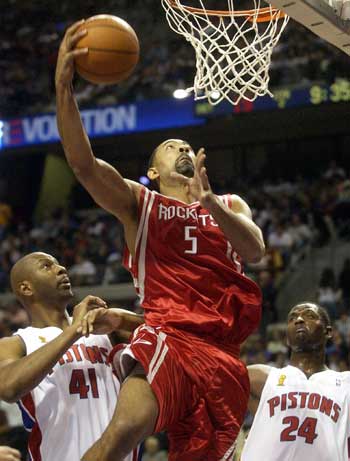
[0,202,12,236]
[69,253,97,286]
[324,160,346,181]
[287,214,313,250]
[266,328,288,359]
[103,253,123,285]
[333,179,350,238]
[142,436,168,461]
[317,267,341,320]
[267,223,294,266]
[258,270,278,337]
[338,258,350,313]
[335,312,350,341]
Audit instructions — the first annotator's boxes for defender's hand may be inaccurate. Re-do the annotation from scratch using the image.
[55,19,88,87]
[0,446,21,461]
[72,296,108,330]
[77,308,125,337]
[170,148,214,208]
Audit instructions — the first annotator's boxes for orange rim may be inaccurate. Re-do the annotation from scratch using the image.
[165,0,286,22]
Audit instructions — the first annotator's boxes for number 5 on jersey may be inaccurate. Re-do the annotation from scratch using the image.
[184,226,197,254]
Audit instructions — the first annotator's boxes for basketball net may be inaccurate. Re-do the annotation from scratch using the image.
[161,0,289,105]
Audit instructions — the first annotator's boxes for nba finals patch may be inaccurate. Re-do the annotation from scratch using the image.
[277,374,286,386]
[39,336,47,343]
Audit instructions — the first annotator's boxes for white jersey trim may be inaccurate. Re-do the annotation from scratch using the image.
[138,191,155,303]
[147,331,168,384]
[135,187,150,254]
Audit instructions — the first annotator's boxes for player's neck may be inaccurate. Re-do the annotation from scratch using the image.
[159,184,195,204]
[30,303,70,330]
[290,350,327,377]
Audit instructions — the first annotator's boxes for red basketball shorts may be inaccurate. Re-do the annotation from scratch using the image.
[111,325,250,461]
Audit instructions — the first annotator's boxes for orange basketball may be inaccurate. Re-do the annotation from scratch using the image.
[74,15,140,85]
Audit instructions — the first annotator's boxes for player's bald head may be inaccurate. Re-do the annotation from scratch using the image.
[10,252,43,296]
[10,252,73,307]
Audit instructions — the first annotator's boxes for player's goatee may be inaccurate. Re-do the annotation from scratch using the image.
[175,157,195,178]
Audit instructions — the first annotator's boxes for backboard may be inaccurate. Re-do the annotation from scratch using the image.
[266,0,350,55]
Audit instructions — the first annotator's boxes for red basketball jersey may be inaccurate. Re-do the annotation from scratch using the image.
[124,187,261,347]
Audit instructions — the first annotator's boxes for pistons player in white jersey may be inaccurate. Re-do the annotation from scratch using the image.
[56,21,265,461]
[242,302,350,461]
[0,252,143,461]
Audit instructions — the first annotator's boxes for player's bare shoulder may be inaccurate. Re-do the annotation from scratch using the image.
[125,179,143,203]
[0,335,26,364]
[247,364,272,415]
[248,364,272,397]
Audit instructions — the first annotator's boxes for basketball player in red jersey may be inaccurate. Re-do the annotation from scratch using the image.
[56,21,265,461]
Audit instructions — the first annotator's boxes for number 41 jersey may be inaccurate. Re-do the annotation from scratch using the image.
[124,188,261,347]
[14,326,136,461]
[241,365,350,461]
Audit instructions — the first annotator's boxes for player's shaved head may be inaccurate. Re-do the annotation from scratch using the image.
[10,252,44,297]
[10,252,73,309]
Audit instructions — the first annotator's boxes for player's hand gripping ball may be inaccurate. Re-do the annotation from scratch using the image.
[74,14,140,84]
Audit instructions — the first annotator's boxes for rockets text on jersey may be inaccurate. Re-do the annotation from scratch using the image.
[123,188,262,347]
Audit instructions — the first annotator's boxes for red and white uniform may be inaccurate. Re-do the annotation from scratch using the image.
[14,326,137,461]
[116,188,262,461]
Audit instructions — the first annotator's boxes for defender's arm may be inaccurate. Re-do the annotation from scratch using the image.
[0,328,79,403]
[247,364,271,415]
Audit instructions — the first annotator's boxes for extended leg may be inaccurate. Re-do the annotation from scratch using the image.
[82,373,159,461]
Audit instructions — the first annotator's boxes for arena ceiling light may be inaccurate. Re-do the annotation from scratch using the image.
[173,89,190,99]
[139,176,150,186]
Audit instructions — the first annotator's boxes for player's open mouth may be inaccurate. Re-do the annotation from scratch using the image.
[58,277,71,288]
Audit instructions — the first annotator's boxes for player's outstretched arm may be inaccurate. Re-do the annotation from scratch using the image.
[55,20,140,225]
[247,364,271,415]
[0,296,106,403]
[77,307,144,346]
[77,307,144,337]
[171,148,265,262]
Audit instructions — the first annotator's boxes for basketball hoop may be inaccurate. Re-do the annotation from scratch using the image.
[161,0,289,105]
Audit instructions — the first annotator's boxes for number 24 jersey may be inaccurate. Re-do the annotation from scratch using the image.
[242,365,350,461]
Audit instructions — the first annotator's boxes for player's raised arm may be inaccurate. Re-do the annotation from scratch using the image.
[171,148,265,262]
[247,364,271,415]
[55,20,140,224]
[0,296,105,403]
